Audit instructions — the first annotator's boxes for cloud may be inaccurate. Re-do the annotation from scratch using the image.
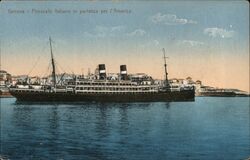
[204,27,235,38]
[83,25,126,38]
[111,26,125,32]
[180,40,204,46]
[139,39,160,49]
[150,13,197,25]
[83,31,98,38]
[126,29,146,37]
[83,26,147,38]
[95,26,108,34]
[153,40,160,46]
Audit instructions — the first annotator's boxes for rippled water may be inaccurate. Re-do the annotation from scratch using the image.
[0,97,249,160]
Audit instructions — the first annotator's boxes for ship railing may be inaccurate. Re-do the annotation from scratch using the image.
[75,81,147,86]
[170,88,181,91]
[54,88,67,93]
[180,86,195,91]
[170,87,193,91]
[74,86,159,91]
[10,88,45,92]
[74,84,160,88]
[75,90,159,94]
[10,88,69,93]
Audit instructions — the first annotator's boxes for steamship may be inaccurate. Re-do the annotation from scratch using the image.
[9,38,195,102]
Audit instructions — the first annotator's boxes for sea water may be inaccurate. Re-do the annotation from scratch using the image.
[0,97,249,160]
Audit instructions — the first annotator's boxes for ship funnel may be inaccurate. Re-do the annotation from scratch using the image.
[120,65,128,80]
[98,64,106,80]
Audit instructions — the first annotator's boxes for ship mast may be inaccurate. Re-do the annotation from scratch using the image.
[49,37,56,88]
[162,48,170,89]
[0,39,1,71]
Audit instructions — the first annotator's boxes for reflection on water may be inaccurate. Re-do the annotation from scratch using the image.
[1,98,249,160]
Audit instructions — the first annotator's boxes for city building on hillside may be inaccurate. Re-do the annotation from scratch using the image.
[0,70,12,86]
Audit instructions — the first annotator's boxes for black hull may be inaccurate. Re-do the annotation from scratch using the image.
[197,91,236,97]
[10,90,195,102]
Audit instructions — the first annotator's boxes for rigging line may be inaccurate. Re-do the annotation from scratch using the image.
[48,40,63,75]
[47,63,51,76]
[27,56,41,76]
[41,62,51,78]
[48,39,74,75]
[55,59,74,75]
[54,57,73,75]
[66,63,75,75]
[54,60,64,74]
[28,41,49,78]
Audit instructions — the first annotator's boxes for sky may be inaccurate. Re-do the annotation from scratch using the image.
[0,0,249,92]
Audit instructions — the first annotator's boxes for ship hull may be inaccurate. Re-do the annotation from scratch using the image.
[196,91,236,97]
[10,90,195,102]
